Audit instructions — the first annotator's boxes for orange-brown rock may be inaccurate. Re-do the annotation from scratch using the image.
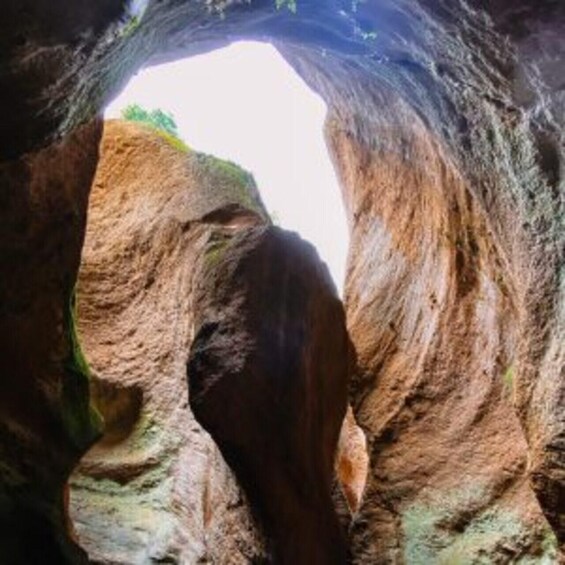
[336,407,369,514]
[188,225,349,565]
[1,0,564,561]
[326,100,558,562]
[70,120,269,563]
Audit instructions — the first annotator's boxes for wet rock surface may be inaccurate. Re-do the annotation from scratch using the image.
[188,225,350,565]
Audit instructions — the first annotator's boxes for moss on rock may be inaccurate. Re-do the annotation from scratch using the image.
[62,288,104,451]
[193,152,268,220]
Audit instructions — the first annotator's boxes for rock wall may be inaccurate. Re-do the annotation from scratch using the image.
[0,121,103,563]
[70,120,269,563]
[188,225,349,564]
[0,0,563,562]
[326,103,555,562]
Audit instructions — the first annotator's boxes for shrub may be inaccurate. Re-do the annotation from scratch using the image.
[121,104,189,151]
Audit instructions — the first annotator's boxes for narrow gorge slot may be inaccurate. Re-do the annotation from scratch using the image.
[1,2,563,563]
[69,40,369,563]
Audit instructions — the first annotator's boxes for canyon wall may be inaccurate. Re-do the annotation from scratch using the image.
[328,102,555,562]
[70,120,268,563]
[0,121,103,563]
[70,120,349,563]
[0,0,563,562]
[188,225,349,564]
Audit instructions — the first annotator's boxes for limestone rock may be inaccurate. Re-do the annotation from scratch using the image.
[188,225,350,565]
[70,120,267,563]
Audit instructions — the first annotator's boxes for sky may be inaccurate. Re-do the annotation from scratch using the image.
[105,41,349,293]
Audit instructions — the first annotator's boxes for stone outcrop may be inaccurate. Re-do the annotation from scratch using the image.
[326,107,556,562]
[1,0,564,562]
[188,225,349,564]
[0,121,103,563]
[70,120,268,563]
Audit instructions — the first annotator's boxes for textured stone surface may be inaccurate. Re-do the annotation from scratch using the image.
[336,407,368,514]
[326,108,557,562]
[188,225,349,564]
[0,120,102,563]
[70,120,268,563]
[0,0,564,562]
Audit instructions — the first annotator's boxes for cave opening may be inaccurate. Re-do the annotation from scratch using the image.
[1,1,563,562]
[69,39,369,561]
[105,40,349,293]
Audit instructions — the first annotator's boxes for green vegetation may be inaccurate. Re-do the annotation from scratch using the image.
[205,234,231,266]
[154,130,190,153]
[537,530,559,563]
[276,0,297,13]
[121,104,189,152]
[402,484,531,564]
[118,15,140,38]
[502,365,514,390]
[122,106,268,218]
[195,153,255,189]
[194,152,267,219]
[62,288,104,450]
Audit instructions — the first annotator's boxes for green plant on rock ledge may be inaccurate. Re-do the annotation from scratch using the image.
[502,365,514,391]
[276,0,297,13]
[121,104,189,152]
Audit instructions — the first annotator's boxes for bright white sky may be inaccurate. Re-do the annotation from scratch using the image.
[105,41,348,293]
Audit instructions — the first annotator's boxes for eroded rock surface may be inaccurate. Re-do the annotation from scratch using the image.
[325,107,557,562]
[0,121,103,563]
[188,225,349,565]
[1,0,564,562]
[70,120,268,563]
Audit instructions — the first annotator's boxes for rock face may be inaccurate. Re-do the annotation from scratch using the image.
[326,110,556,562]
[0,121,103,563]
[335,407,369,514]
[70,120,269,563]
[1,0,564,562]
[188,225,349,564]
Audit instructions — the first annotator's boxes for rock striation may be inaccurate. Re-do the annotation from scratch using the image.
[188,224,349,564]
[70,120,269,563]
[0,0,564,562]
[326,108,556,562]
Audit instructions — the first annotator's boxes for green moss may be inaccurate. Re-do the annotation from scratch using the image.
[194,152,268,219]
[155,129,190,153]
[118,15,140,38]
[502,365,514,391]
[275,0,297,13]
[62,288,104,451]
[537,530,559,563]
[205,235,231,267]
[402,485,534,564]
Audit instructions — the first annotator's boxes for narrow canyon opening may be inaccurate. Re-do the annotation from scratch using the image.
[1,2,563,563]
[69,40,369,562]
